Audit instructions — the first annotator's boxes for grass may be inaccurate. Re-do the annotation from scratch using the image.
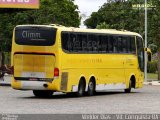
[147,73,158,80]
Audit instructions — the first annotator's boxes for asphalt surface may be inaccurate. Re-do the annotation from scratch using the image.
[0,85,160,114]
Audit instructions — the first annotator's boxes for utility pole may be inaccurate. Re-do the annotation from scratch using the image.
[144,0,148,81]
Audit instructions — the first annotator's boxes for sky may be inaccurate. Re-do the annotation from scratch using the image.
[74,0,107,28]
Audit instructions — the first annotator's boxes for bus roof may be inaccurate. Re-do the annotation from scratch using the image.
[16,24,142,38]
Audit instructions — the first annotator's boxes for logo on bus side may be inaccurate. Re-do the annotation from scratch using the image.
[67,40,101,50]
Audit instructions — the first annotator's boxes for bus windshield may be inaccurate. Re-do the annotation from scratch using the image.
[15,26,57,46]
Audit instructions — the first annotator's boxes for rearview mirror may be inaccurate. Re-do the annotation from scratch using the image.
[145,48,152,62]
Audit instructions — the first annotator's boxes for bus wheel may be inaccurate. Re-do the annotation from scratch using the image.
[87,80,95,96]
[33,90,54,98]
[124,80,132,93]
[77,79,85,97]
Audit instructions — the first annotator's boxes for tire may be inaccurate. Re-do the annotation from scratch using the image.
[0,70,4,79]
[33,90,54,98]
[87,80,95,96]
[77,79,85,97]
[124,80,132,93]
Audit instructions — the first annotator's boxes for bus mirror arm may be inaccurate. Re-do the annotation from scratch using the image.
[144,48,152,62]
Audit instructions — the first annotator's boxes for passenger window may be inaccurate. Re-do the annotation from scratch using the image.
[130,37,136,54]
[113,36,118,53]
[117,36,123,53]
[88,34,98,52]
[99,35,108,53]
[81,34,88,52]
[70,33,77,52]
[126,37,136,54]
[108,36,114,53]
[92,34,99,52]
[62,33,68,51]
[76,34,83,52]
[126,37,131,53]
[122,37,127,53]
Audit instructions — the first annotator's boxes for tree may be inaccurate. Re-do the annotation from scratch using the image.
[148,44,158,54]
[0,0,80,52]
[96,22,110,29]
[84,0,160,48]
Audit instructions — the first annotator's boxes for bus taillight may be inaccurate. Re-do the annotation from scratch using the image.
[54,68,59,77]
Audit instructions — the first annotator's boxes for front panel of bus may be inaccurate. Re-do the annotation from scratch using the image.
[11,25,60,90]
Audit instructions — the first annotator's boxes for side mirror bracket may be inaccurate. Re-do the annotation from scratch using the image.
[144,48,152,62]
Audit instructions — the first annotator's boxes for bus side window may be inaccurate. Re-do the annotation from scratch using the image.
[70,33,77,52]
[126,36,136,54]
[62,32,70,52]
[127,37,131,53]
[92,34,98,53]
[77,34,83,52]
[130,37,136,54]
[99,35,108,53]
[105,35,109,53]
[81,34,88,52]
[87,34,92,52]
[108,36,113,53]
[122,37,127,53]
[88,34,98,53]
[117,36,123,53]
[113,36,118,53]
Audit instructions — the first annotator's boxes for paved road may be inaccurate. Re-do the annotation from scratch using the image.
[0,85,160,114]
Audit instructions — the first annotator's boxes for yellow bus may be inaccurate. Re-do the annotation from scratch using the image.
[11,24,150,97]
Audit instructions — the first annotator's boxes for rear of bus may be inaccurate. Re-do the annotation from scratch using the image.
[11,25,60,96]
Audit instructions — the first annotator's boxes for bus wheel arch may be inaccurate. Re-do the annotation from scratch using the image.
[87,76,96,96]
[125,75,136,93]
[77,77,86,97]
[130,75,136,88]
